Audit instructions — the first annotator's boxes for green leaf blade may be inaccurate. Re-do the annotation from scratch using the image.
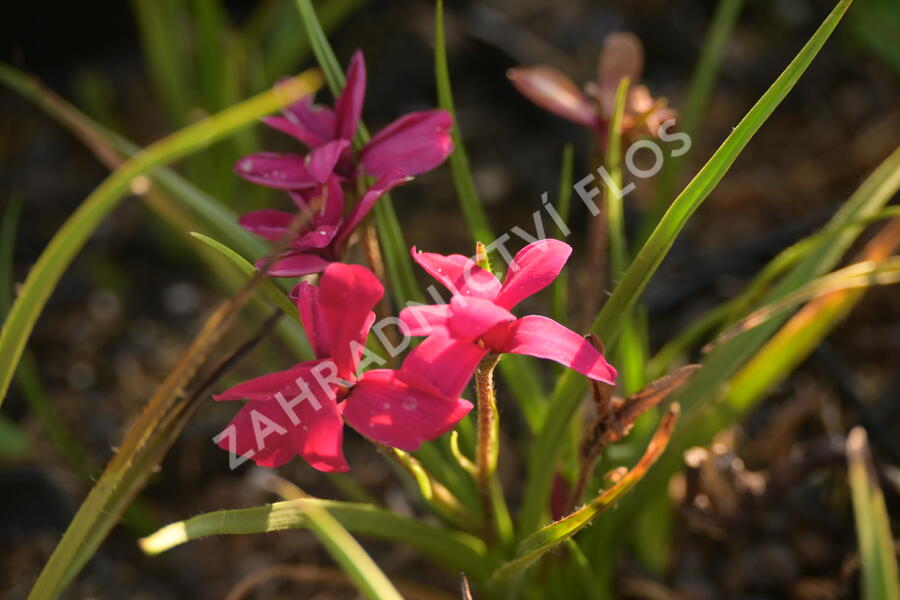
[0,70,322,408]
[518,0,855,535]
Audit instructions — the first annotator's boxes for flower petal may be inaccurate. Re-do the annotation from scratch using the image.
[319,263,383,378]
[398,304,452,337]
[507,66,596,127]
[598,32,644,102]
[283,94,336,144]
[258,251,332,277]
[261,115,324,149]
[217,400,297,467]
[294,281,329,358]
[492,315,617,384]
[238,209,295,241]
[317,177,346,226]
[334,50,366,142]
[235,152,318,189]
[360,110,454,177]
[293,225,339,250]
[343,369,473,452]
[214,361,325,402]
[447,295,515,340]
[217,380,347,471]
[398,335,485,398]
[411,247,501,300]
[494,239,572,309]
[336,168,411,248]
[306,140,351,183]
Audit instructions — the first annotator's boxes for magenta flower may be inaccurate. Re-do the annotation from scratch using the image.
[399,239,618,386]
[236,50,454,189]
[215,263,473,471]
[507,32,676,141]
[239,169,409,276]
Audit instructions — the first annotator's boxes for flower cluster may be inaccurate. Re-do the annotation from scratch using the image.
[215,50,618,472]
[235,50,454,276]
[507,32,676,142]
[216,240,617,471]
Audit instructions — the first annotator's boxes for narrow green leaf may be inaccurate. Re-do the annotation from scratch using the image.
[435,0,494,244]
[0,70,323,408]
[495,406,678,584]
[289,502,405,600]
[189,232,306,328]
[605,78,647,395]
[435,0,548,430]
[709,257,900,350]
[722,220,900,419]
[2,195,155,534]
[292,0,346,96]
[28,268,284,598]
[4,63,261,256]
[551,145,575,326]
[605,78,629,280]
[519,0,854,534]
[599,146,900,570]
[847,427,900,600]
[131,0,193,124]
[646,206,900,379]
[647,0,745,229]
[139,498,491,582]
[677,144,900,429]
[188,0,236,113]
[594,0,853,347]
[0,196,23,319]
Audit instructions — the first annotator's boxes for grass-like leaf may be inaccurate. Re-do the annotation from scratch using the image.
[676,144,900,430]
[846,427,900,600]
[590,146,900,570]
[708,256,900,350]
[27,268,285,598]
[518,0,854,534]
[551,144,575,326]
[0,69,322,408]
[0,61,319,364]
[647,206,900,379]
[647,0,745,228]
[139,498,491,582]
[0,63,265,260]
[722,218,900,417]
[190,232,305,327]
[493,405,679,585]
[292,502,405,600]
[435,0,494,245]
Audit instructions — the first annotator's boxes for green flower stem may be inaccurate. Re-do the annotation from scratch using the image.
[475,352,513,546]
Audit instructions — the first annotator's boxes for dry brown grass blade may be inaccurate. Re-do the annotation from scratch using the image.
[28,207,313,598]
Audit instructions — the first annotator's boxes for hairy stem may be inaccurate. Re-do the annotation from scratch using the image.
[475,352,509,543]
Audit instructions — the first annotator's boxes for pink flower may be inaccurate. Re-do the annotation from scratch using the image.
[215,263,473,471]
[239,169,409,277]
[399,239,618,386]
[507,33,676,141]
[236,50,454,189]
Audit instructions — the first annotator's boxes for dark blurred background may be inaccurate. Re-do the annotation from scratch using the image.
[1,0,898,598]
